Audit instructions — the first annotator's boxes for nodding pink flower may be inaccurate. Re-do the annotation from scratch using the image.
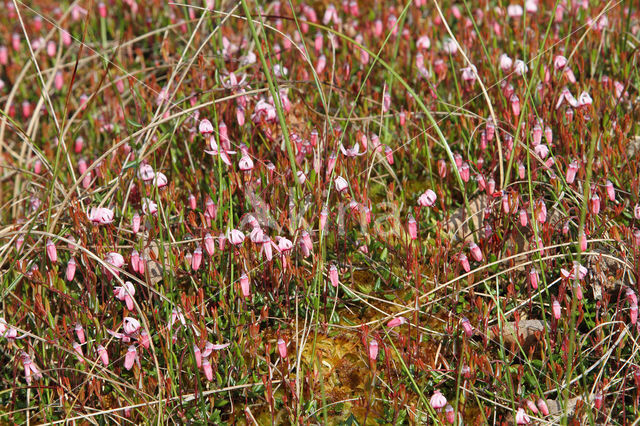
[326,152,338,177]
[442,37,458,54]
[261,236,274,261]
[20,352,42,384]
[105,252,125,277]
[476,174,486,190]
[114,281,136,310]
[72,323,85,345]
[368,340,379,361]
[97,344,109,366]
[515,407,530,424]
[335,176,349,193]
[459,162,470,182]
[519,209,528,227]
[193,344,202,368]
[605,180,615,201]
[469,242,483,262]
[631,304,638,325]
[74,136,84,153]
[240,273,250,297]
[300,230,313,255]
[88,206,114,224]
[22,101,32,118]
[191,246,203,271]
[387,316,407,328]
[329,264,339,287]
[66,258,77,281]
[130,249,141,273]
[277,237,293,255]
[461,64,478,83]
[502,193,510,214]
[124,345,137,370]
[141,198,158,215]
[314,31,323,53]
[227,229,245,246]
[384,145,394,164]
[407,215,418,240]
[201,358,213,381]
[438,159,448,178]
[454,153,463,168]
[626,288,638,306]
[128,212,140,235]
[238,155,254,171]
[552,299,562,320]
[459,253,470,272]
[322,3,339,25]
[445,404,455,424]
[507,4,524,17]
[418,189,437,207]
[139,330,150,349]
[499,53,513,70]
[416,35,431,50]
[315,54,327,74]
[16,235,24,252]
[529,268,539,289]
[297,170,307,184]
[544,126,553,144]
[204,233,215,256]
[250,227,264,244]
[320,206,329,231]
[430,390,447,410]
[460,317,473,337]
[188,194,197,210]
[514,59,528,76]
[594,393,603,410]
[277,338,287,358]
[578,91,592,108]
[0,46,7,65]
[579,230,587,252]
[199,119,214,135]
[510,94,521,116]
[566,161,579,184]
[554,55,568,71]
[153,172,168,188]
[73,342,85,362]
[634,204,640,220]
[536,199,547,223]
[46,239,57,263]
[123,317,141,336]
[205,197,216,219]
[138,164,155,182]
[534,144,549,159]
[340,143,362,158]
[537,398,549,416]
[590,193,601,215]
[532,124,543,146]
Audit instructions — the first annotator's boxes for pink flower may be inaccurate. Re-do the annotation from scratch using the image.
[460,317,473,337]
[193,344,202,368]
[605,180,615,201]
[631,304,638,325]
[469,242,483,262]
[626,287,637,306]
[20,352,42,384]
[240,273,250,297]
[66,258,77,281]
[199,119,214,134]
[202,359,213,381]
[123,317,141,335]
[335,176,349,193]
[459,253,470,272]
[430,390,447,410]
[105,252,125,277]
[634,204,640,220]
[132,212,141,233]
[97,344,109,366]
[552,299,562,320]
[529,269,539,289]
[368,339,379,361]
[590,193,601,215]
[204,233,215,256]
[537,398,550,416]
[445,405,455,424]
[228,229,245,246]
[416,35,430,50]
[124,345,137,370]
[566,161,579,184]
[407,215,418,240]
[153,172,168,188]
[138,164,155,181]
[191,246,203,271]
[515,407,530,424]
[239,155,254,171]
[141,198,157,215]
[88,206,114,224]
[277,338,287,358]
[510,94,521,116]
[73,342,84,363]
[418,189,437,207]
[46,239,57,263]
[329,264,339,287]
[499,53,513,70]
[387,316,407,328]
